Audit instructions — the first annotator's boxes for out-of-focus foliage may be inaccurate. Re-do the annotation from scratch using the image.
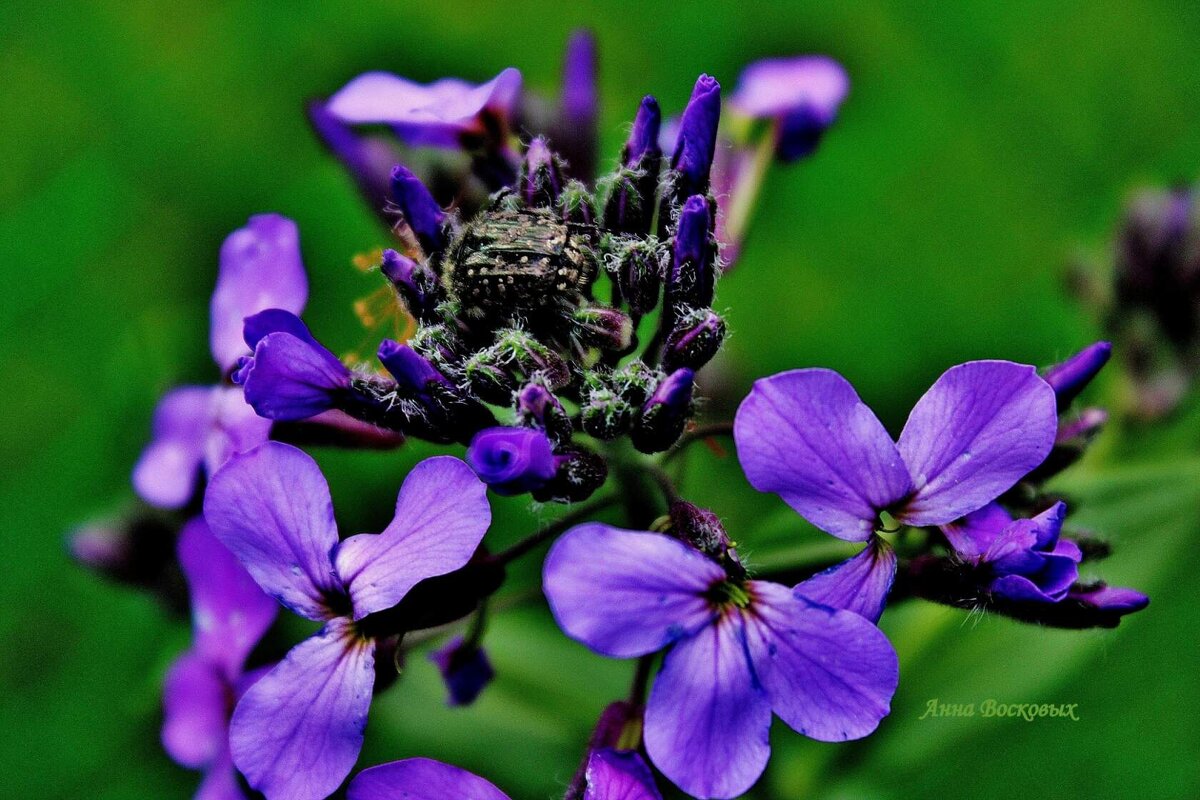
[2,1,1198,798]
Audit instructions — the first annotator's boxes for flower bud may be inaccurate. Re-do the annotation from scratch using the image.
[670,75,721,198]
[68,515,178,590]
[409,322,464,368]
[631,368,694,453]
[238,310,353,421]
[665,195,716,326]
[428,637,495,707]
[615,240,663,313]
[467,426,559,495]
[377,339,449,395]
[553,29,599,181]
[380,248,440,319]
[624,96,662,168]
[559,179,598,225]
[531,445,608,504]
[519,136,564,207]
[611,360,659,408]
[390,164,447,254]
[490,329,572,389]
[517,382,573,445]
[573,306,634,351]
[463,351,520,405]
[582,385,634,440]
[1042,341,1112,412]
[663,308,726,371]
[669,501,744,577]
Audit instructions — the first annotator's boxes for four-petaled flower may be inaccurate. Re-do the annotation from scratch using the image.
[203,442,491,800]
[543,523,898,799]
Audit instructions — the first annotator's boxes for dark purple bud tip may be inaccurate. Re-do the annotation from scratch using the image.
[776,104,833,161]
[428,637,495,707]
[517,382,573,444]
[617,241,664,312]
[380,249,440,319]
[530,445,609,504]
[519,136,564,207]
[625,95,662,167]
[581,385,635,441]
[1043,341,1112,412]
[663,308,726,371]
[467,426,558,495]
[631,368,695,453]
[671,75,721,196]
[573,306,634,351]
[377,339,448,394]
[390,164,447,254]
[668,501,742,575]
[667,195,717,314]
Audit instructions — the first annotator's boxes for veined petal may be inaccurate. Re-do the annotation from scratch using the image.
[793,537,896,623]
[204,442,343,620]
[347,758,510,800]
[177,518,277,678]
[543,524,724,659]
[336,456,491,619]
[735,369,913,541]
[230,618,374,800]
[746,582,898,742]
[584,749,663,800]
[132,386,213,509]
[161,652,228,770]
[203,386,273,476]
[211,215,308,372]
[644,613,772,799]
[897,361,1057,526]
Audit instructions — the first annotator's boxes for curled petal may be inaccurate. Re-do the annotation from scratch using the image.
[347,758,510,800]
[544,524,724,659]
[241,330,352,421]
[336,456,491,619]
[203,442,343,620]
[897,361,1057,526]
[940,502,1012,558]
[644,614,772,800]
[735,369,913,541]
[746,582,898,742]
[211,215,308,372]
[132,386,212,509]
[230,618,375,800]
[793,537,896,623]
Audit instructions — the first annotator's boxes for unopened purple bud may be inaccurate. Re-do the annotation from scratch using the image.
[380,249,439,319]
[517,382,573,444]
[573,306,634,351]
[1057,407,1108,443]
[625,96,662,167]
[617,241,663,312]
[669,501,743,576]
[390,164,447,254]
[519,137,563,207]
[1070,584,1150,613]
[555,29,600,181]
[1043,341,1112,412]
[377,339,449,394]
[670,75,721,196]
[531,445,608,504]
[582,385,634,441]
[666,195,716,322]
[428,637,495,707]
[559,179,597,225]
[663,308,726,371]
[631,368,694,453]
[467,426,558,495]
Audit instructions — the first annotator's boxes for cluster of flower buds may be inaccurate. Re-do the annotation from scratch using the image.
[1071,183,1200,418]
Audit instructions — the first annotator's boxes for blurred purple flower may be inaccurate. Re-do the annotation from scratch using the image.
[543,524,897,799]
[428,637,494,707]
[162,518,277,800]
[133,215,307,509]
[203,443,490,800]
[729,56,849,161]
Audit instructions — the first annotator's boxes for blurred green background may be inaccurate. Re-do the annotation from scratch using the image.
[3,1,1199,798]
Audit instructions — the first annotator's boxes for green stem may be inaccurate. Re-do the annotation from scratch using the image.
[490,494,619,564]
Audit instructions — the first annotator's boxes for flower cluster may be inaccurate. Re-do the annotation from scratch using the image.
[70,29,1151,800]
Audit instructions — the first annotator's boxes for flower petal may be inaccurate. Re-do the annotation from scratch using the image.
[584,749,663,800]
[347,758,510,800]
[746,582,898,742]
[161,652,228,770]
[194,749,245,800]
[543,524,724,659]
[793,537,896,623]
[230,618,374,800]
[132,386,212,509]
[644,614,772,800]
[735,369,913,541]
[940,502,1012,558]
[240,331,352,421]
[203,442,343,620]
[211,215,308,372]
[178,517,278,677]
[896,361,1057,526]
[336,456,491,619]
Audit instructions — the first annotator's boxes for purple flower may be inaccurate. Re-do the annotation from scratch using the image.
[236,310,353,421]
[551,29,600,181]
[729,56,850,161]
[969,502,1083,603]
[543,524,898,799]
[203,442,491,800]
[428,637,494,707]
[162,518,277,800]
[346,753,662,800]
[735,361,1057,622]
[133,215,307,509]
[324,67,522,150]
[466,426,559,495]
